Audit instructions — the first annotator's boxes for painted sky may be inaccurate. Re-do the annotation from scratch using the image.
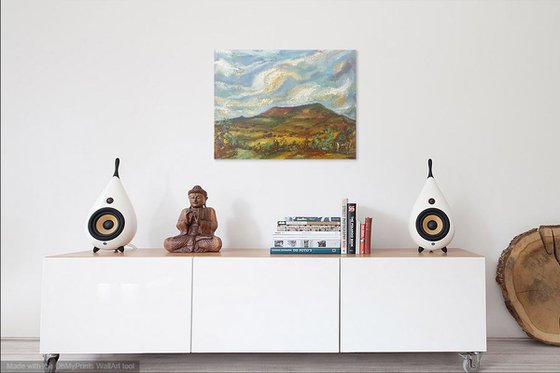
[215,50,356,120]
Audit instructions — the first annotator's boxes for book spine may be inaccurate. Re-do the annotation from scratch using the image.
[360,222,366,255]
[341,198,348,254]
[277,225,341,232]
[278,221,341,226]
[355,221,361,256]
[347,203,357,254]
[270,247,341,254]
[284,217,341,222]
[272,231,341,236]
[365,217,373,254]
[272,238,342,248]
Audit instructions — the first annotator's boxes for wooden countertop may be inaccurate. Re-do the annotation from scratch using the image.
[48,248,483,258]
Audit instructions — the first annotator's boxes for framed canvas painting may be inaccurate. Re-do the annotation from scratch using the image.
[214,50,356,159]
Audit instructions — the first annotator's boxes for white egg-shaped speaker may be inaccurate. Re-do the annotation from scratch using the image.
[409,159,455,253]
[86,158,137,253]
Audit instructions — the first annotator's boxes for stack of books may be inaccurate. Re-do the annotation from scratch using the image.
[270,217,341,254]
[341,198,373,255]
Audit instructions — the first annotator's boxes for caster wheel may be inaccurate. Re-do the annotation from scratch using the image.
[460,352,481,373]
[45,358,57,373]
[43,354,59,373]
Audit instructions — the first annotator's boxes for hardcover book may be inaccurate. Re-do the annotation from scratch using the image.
[277,224,341,232]
[270,247,341,254]
[360,222,366,255]
[341,198,348,254]
[273,231,341,236]
[272,237,341,248]
[285,216,341,222]
[278,220,341,226]
[365,217,373,254]
[347,202,357,254]
[355,221,361,256]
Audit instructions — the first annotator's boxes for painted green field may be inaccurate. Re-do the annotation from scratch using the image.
[214,103,356,159]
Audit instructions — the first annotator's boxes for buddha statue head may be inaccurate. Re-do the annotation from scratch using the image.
[188,185,208,208]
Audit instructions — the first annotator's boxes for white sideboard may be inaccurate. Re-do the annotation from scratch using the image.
[40,248,486,371]
[341,254,486,352]
[191,256,340,352]
[41,256,192,353]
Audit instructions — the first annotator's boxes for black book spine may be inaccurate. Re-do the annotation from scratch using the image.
[347,203,357,254]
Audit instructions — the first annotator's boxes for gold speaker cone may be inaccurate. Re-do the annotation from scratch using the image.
[95,214,119,235]
[422,214,444,235]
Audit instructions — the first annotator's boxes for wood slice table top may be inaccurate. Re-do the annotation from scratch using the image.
[496,225,560,346]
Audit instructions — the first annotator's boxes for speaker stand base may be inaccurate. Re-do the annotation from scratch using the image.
[93,247,100,253]
[418,247,424,253]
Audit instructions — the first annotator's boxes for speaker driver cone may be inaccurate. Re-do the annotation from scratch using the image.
[416,208,450,241]
[88,207,125,241]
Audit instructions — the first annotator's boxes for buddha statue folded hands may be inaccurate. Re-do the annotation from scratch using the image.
[164,185,222,253]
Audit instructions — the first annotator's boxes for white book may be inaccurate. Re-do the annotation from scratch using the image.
[355,220,361,256]
[271,237,341,248]
[273,231,341,236]
[272,232,340,238]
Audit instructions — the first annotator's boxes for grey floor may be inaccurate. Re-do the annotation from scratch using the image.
[1,338,559,372]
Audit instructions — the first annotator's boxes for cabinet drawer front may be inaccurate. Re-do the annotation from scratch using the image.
[341,257,486,352]
[40,257,192,353]
[192,257,340,352]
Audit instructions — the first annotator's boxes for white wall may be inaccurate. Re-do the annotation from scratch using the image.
[2,0,559,338]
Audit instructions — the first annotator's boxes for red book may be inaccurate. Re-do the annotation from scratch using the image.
[359,223,366,254]
[364,217,373,254]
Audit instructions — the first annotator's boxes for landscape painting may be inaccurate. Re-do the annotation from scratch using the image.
[214,50,356,159]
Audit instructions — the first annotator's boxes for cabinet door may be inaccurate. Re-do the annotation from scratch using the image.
[191,257,339,352]
[341,257,486,352]
[40,257,192,353]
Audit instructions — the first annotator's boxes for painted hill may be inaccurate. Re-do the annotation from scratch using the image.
[257,103,341,119]
[215,103,356,159]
